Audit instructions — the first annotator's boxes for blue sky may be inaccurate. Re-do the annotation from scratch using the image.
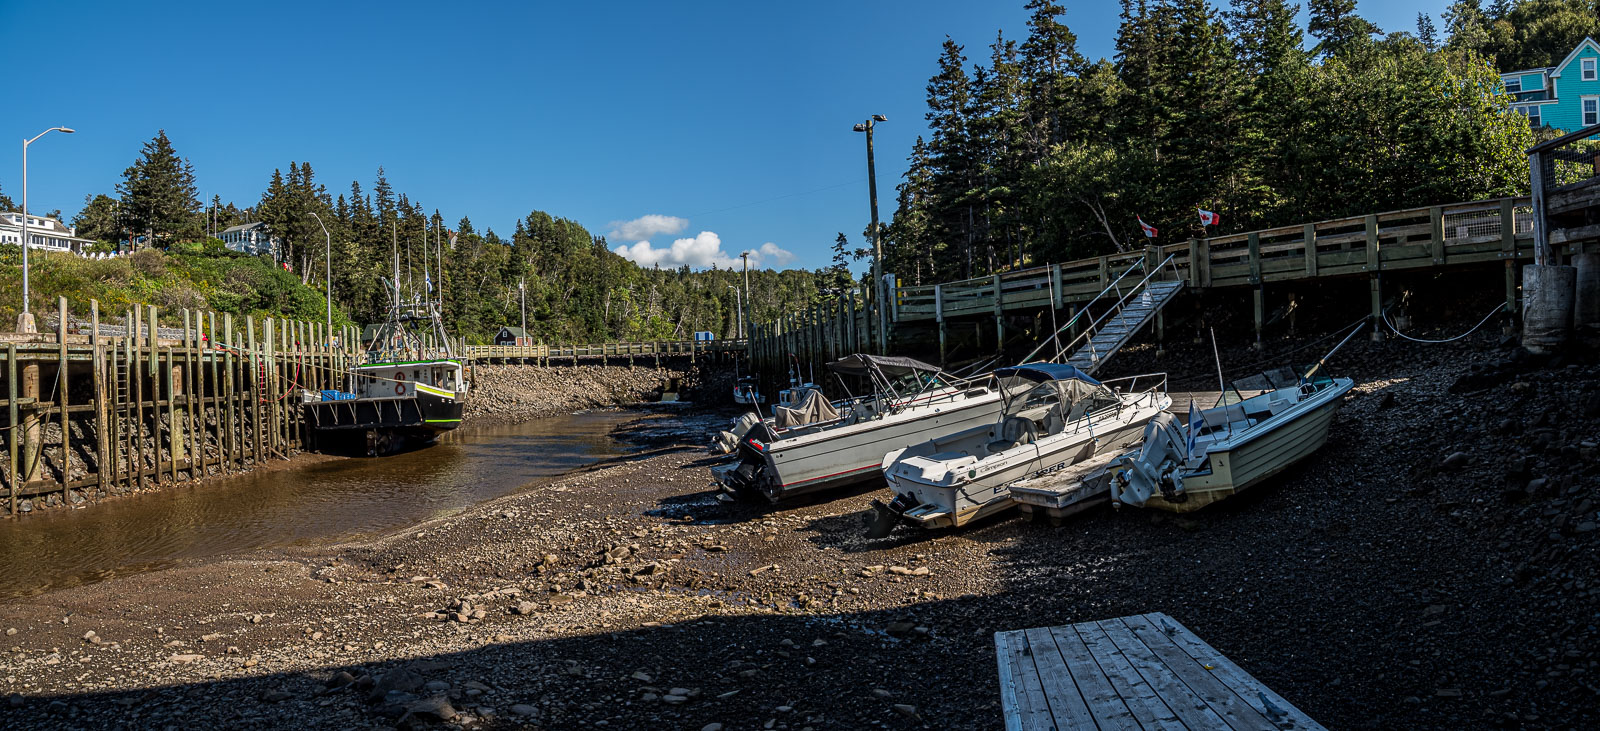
[2,0,1450,271]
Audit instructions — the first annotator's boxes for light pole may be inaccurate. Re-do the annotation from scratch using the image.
[307,211,332,337]
[853,115,887,352]
[19,126,75,332]
[740,251,751,338]
[727,285,743,338]
[518,277,527,334]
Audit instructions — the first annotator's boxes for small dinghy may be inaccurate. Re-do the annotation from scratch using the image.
[870,364,1169,535]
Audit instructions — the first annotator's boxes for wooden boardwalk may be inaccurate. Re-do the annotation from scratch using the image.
[461,339,744,364]
[995,612,1325,730]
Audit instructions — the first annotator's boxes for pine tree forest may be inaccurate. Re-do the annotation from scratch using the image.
[880,0,1596,286]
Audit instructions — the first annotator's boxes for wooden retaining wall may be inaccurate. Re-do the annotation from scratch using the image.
[1,298,362,515]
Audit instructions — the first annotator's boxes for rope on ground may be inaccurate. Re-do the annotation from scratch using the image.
[1382,304,1504,344]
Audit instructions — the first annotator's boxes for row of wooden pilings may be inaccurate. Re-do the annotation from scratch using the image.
[2,297,364,515]
[745,289,881,394]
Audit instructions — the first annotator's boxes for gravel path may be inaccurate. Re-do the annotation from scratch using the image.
[0,327,1596,730]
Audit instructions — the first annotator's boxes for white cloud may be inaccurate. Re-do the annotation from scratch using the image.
[757,242,796,267]
[607,214,688,242]
[611,231,796,270]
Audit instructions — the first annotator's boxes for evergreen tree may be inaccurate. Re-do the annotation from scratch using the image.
[1417,13,1440,51]
[72,194,122,243]
[1307,0,1380,57]
[0,182,15,212]
[116,130,201,245]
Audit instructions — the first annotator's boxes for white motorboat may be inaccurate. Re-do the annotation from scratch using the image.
[870,364,1169,535]
[713,354,1006,502]
[733,376,765,405]
[1110,369,1354,512]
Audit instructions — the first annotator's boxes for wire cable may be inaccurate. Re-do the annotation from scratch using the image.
[1382,304,1504,344]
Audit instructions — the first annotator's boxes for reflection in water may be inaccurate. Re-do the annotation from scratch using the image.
[0,411,643,599]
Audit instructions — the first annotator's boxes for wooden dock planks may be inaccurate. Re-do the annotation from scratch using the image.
[995,612,1325,730]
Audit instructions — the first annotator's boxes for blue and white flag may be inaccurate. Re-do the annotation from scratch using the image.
[425,272,433,292]
[1185,399,1199,456]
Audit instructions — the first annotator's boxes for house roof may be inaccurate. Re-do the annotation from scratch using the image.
[1549,37,1600,78]
[498,326,529,338]
[220,222,267,234]
[0,212,75,235]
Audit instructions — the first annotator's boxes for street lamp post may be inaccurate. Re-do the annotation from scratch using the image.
[853,115,887,352]
[19,126,75,332]
[727,285,743,339]
[518,278,527,334]
[307,211,332,337]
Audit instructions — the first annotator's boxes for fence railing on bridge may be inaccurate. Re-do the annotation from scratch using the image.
[461,339,745,364]
[747,195,1554,379]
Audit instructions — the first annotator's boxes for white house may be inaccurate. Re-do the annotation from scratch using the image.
[0,212,97,253]
[218,221,281,257]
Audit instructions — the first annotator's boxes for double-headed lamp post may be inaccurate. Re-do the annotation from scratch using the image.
[853,115,887,352]
[307,211,332,337]
[20,126,75,333]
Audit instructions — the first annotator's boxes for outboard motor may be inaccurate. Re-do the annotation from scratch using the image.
[1111,413,1190,507]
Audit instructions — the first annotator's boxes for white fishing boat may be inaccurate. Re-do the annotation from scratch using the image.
[712,354,1006,502]
[1110,370,1354,512]
[869,364,1169,535]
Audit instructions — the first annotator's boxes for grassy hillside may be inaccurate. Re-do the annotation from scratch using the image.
[0,240,354,330]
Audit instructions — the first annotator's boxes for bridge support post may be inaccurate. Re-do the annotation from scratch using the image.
[1252,286,1264,351]
[935,284,947,365]
[993,274,1004,357]
[1369,274,1385,343]
[1155,311,1165,358]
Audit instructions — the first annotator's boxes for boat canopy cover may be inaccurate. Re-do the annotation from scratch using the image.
[993,362,1102,385]
[773,388,840,429]
[826,354,943,378]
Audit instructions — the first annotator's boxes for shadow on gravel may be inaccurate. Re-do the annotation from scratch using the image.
[2,599,1008,731]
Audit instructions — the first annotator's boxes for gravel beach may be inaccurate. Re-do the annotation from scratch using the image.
[0,327,1596,730]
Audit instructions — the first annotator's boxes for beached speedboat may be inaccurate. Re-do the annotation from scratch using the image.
[712,354,1006,502]
[870,364,1169,535]
[1110,369,1354,512]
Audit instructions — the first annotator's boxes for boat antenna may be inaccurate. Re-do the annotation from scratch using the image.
[1303,321,1367,381]
[1209,327,1226,406]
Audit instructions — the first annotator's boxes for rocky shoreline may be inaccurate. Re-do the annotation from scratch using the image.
[0,323,1595,729]
[464,365,685,426]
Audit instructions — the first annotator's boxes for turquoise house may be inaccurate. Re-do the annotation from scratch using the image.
[1500,37,1600,132]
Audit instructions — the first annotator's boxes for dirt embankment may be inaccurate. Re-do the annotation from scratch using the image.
[464,365,683,426]
[0,320,1597,730]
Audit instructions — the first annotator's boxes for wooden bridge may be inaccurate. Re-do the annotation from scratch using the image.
[462,338,745,365]
[747,189,1600,379]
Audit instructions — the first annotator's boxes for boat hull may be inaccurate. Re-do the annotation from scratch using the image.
[738,390,1007,501]
[1132,380,1351,513]
[305,388,464,454]
[882,395,1166,530]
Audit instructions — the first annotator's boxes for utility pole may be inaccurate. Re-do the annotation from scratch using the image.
[740,251,751,339]
[854,115,888,352]
[727,285,743,338]
[519,277,527,334]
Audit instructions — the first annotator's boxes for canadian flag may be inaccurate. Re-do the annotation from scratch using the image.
[1198,208,1220,227]
[1138,217,1158,238]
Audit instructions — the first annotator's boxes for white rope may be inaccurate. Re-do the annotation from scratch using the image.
[1382,304,1504,344]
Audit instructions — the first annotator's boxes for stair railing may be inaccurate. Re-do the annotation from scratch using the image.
[1029,253,1180,367]
[1022,258,1146,363]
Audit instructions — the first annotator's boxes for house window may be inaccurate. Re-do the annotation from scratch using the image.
[1584,58,1598,82]
[1504,77,1522,93]
[1585,97,1600,127]
[1517,106,1543,128]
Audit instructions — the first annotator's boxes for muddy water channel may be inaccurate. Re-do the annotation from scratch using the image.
[0,410,654,599]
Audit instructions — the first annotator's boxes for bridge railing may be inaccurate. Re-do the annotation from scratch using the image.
[462,339,746,361]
